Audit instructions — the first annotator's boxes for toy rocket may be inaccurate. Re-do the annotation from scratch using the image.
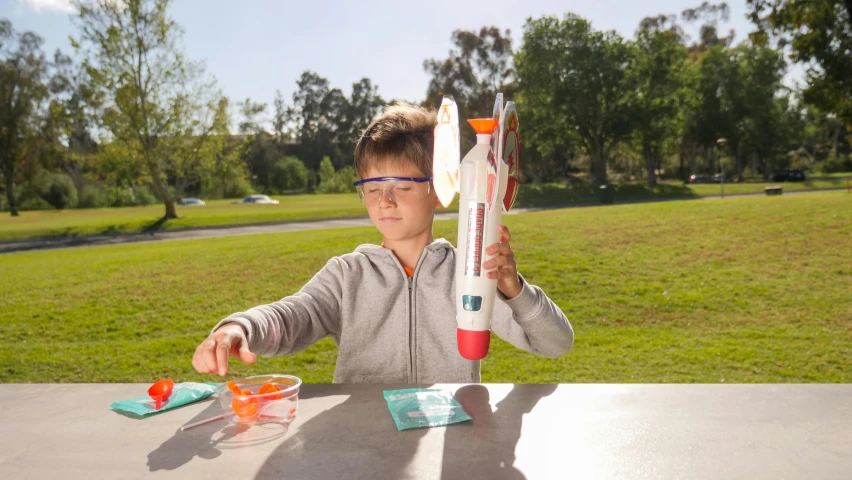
[433,94,521,360]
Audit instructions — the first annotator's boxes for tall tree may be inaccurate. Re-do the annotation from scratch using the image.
[47,51,101,194]
[631,19,689,185]
[733,43,786,179]
[681,2,735,55]
[290,71,382,171]
[0,19,49,216]
[73,0,224,218]
[747,0,852,125]
[342,78,383,150]
[423,26,514,118]
[516,14,635,184]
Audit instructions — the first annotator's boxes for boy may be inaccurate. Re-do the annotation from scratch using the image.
[192,102,574,383]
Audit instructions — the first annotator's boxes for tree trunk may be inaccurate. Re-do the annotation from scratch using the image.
[763,153,771,181]
[831,122,841,158]
[707,146,716,177]
[688,146,697,176]
[146,158,178,219]
[589,140,608,185]
[5,176,19,217]
[645,142,657,186]
[736,146,743,182]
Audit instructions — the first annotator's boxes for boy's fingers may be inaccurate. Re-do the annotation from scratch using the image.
[191,351,205,374]
[237,338,257,364]
[215,339,230,376]
[486,242,512,256]
[500,225,512,242]
[201,339,220,374]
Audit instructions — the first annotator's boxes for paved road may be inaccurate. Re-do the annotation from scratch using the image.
[1,188,846,254]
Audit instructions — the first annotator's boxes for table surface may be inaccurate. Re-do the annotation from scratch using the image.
[0,383,850,479]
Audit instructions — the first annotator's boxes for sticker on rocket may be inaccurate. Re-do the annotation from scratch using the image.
[464,202,485,277]
[501,104,520,212]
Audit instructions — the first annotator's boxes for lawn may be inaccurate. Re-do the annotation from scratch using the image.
[1,191,849,383]
[1,178,848,242]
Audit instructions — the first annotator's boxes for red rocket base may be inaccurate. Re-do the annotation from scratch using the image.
[457,328,491,360]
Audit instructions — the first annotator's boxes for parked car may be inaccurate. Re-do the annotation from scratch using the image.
[711,174,733,183]
[177,197,205,206]
[232,194,279,204]
[772,169,806,182]
[688,174,709,183]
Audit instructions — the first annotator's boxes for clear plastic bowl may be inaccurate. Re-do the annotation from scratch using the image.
[216,374,302,425]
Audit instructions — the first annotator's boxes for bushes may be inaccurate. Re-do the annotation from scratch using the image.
[13,172,78,210]
[316,157,357,194]
[811,155,852,174]
[77,184,158,208]
[271,157,309,193]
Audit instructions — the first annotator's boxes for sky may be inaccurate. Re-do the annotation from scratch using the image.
[4,0,788,121]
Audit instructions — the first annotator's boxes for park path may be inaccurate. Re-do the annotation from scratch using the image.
[1,188,846,254]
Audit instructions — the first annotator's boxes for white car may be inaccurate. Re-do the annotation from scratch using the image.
[233,194,279,204]
[177,197,205,206]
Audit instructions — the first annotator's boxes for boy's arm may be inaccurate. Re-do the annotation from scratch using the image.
[211,258,344,357]
[490,273,574,358]
[480,225,573,357]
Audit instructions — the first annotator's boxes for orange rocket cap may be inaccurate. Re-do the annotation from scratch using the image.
[467,119,498,135]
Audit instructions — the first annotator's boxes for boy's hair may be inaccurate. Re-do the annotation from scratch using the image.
[354,101,436,179]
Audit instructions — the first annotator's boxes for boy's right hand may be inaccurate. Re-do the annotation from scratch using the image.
[192,323,257,377]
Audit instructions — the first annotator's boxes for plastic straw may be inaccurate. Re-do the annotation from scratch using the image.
[180,413,225,431]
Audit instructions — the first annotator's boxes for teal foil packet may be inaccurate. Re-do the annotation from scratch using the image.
[110,382,218,417]
[383,388,472,431]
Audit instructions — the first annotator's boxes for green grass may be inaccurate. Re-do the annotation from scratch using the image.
[820,172,852,178]
[1,178,847,242]
[2,191,850,383]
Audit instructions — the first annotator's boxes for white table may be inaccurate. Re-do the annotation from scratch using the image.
[0,384,850,479]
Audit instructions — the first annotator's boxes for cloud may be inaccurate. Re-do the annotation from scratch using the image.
[18,0,76,14]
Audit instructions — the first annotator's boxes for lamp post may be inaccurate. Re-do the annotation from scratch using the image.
[716,138,727,199]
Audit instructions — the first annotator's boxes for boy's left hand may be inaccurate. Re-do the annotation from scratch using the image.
[483,224,523,299]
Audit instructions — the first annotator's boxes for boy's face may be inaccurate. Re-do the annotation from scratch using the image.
[362,161,441,244]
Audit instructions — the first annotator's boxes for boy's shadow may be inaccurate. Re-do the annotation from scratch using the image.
[254,383,433,479]
[440,384,558,479]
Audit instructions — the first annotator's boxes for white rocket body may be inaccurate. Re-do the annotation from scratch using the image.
[455,131,509,360]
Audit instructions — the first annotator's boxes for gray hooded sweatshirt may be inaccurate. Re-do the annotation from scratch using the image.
[213,238,574,383]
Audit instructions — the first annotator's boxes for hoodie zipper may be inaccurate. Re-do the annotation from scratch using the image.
[407,273,415,382]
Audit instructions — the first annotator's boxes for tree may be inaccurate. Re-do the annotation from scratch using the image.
[169,96,233,198]
[0,19,49,216]
[272,89,295,145]
[423,27,515,119]
[341,78,384,152]
[681,2,735,55]
[47,51,101,195]
[238,98,266,136]
[747,0,852,125]
[734,43,787,179]
[289,71,383,171]
[631,20,689,185]
[516,14,635,184]
[73,0,225,219]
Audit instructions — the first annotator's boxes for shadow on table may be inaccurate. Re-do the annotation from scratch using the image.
[253,384,433,479]
[441,384,558,479]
